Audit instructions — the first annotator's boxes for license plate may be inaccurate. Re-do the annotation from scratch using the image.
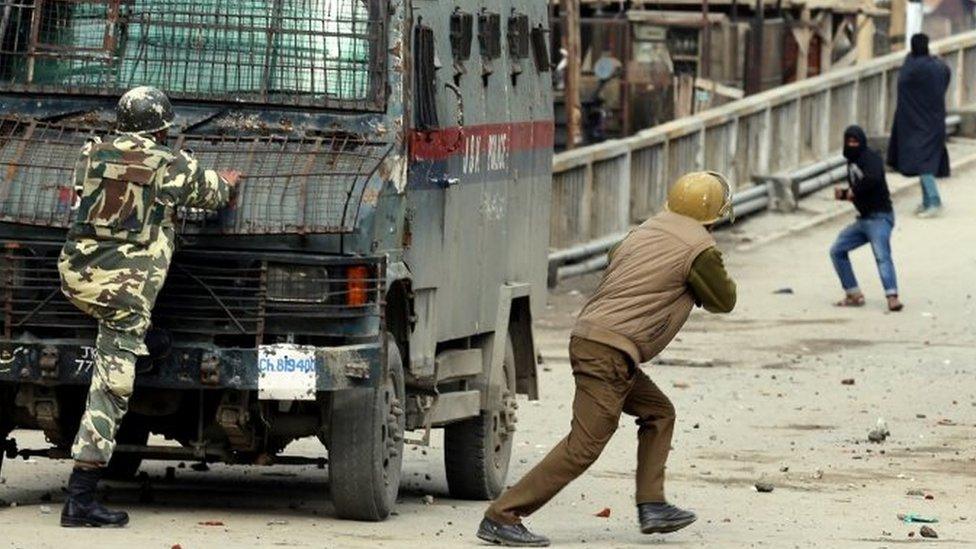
[257,344,318,401]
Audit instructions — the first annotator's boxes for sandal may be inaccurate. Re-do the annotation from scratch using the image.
[835,294,866,307]
[887,295,904,312]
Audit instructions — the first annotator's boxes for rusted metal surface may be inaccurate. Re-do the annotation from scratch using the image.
[0,0,387,110]
[549,30,976,250]
[0,116,392,234]
[0,242,385,344]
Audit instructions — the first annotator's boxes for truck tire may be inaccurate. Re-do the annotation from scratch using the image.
[103,421,149,481]
[444,336,517,500]
[328,335,405,521]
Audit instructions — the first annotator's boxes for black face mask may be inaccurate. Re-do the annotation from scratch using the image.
[910,34,930,56]
[843,144,861,161]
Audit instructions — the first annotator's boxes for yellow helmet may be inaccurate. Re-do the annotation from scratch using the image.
[666,171,734,225]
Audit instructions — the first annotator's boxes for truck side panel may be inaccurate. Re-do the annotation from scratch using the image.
[405,0,553,350]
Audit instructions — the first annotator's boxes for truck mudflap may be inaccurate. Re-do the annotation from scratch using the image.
[0,341,382,394]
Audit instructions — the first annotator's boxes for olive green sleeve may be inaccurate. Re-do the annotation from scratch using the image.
[687,247,737,313]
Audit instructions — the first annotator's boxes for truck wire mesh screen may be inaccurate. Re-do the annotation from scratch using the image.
[0,0,386,110]
[0,116,392,234]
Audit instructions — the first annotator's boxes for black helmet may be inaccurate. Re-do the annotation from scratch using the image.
[116,86,174,133]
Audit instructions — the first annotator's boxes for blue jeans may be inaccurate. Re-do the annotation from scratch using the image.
[830,212,898,296]
[920,173,942,208]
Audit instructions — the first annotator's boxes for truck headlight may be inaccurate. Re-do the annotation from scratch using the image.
[266,264,330,303]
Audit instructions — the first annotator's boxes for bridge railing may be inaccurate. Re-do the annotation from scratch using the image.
[550,30,976,250]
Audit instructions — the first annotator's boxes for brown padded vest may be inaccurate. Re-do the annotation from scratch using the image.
[572,211,716,366]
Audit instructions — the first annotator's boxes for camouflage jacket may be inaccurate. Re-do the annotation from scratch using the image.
[59,133,230,320]
[70,133,230,245]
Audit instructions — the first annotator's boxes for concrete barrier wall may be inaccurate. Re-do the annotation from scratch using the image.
[550,31,976,250]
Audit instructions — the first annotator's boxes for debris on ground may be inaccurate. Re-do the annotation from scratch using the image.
[868,418,890,443]
[813,469,824,480]
[267,520,289,526]
[198,521,225,526]
[906,489,925,496]
[925,494,934,500]
[841,378,855,385]
[773,288,795,295]
[652,357,725,368]
[754,482,774,493]
[672,382,690,389]
[779,466,789,473]
[898,513,939,523]
[919,525,938,538]
[594,507,611,518]
[39,505,51,514]
[423,495,435,505]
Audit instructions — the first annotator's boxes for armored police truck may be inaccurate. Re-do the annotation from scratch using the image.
[0,0,553,520]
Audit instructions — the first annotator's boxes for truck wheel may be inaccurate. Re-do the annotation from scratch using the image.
[444,336,517,500]
[328,335,405,521]
[104,421,149,481]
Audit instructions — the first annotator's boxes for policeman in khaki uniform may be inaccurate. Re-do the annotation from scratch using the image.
[478,172,737,546]
[58,86,239,527]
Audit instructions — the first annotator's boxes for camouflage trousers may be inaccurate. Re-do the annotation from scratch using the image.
[71,312,150,465]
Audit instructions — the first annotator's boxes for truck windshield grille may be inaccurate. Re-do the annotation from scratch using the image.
[0,244,385,344]
[0,116,392,234]
[0,0,387,110]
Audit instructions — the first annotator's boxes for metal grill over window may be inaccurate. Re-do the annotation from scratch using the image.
[0,243,386,343]
[0,0,387,110]
[0,117,393,234]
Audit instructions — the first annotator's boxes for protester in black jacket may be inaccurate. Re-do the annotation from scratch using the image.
[830,126,903,312]
[887,34,950,218]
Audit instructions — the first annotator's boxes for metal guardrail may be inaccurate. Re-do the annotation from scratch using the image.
[548,114,964,286]
[548,31,976,254]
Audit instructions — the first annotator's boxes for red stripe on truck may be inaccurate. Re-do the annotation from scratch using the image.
[409,120,554,162]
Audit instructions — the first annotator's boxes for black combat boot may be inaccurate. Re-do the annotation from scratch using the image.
[477,517,550,547]
[61,467,129,527]
[638,502,697,534]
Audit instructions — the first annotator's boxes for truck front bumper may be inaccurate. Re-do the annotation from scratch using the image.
[0,341,382,392]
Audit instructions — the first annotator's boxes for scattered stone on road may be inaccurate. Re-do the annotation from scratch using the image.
[868,418,890,443]
[919,525,939,539]
[754,482,774,493]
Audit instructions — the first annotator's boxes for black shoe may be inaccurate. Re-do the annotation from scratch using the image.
[638,502,697,534]
[477,517,550,547]
[61,468,129,528]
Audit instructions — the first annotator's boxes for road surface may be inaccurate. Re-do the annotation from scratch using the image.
[2,162,976,548]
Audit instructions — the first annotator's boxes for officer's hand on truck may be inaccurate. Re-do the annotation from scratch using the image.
[219,169,242,188]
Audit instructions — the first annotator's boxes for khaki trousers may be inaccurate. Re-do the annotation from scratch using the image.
[486,337,676,524]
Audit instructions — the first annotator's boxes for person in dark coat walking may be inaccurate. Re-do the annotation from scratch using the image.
[887,33,951,218]
[833,126,903,312]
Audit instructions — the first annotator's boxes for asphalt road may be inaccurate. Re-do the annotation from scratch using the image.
[2,162,976,548]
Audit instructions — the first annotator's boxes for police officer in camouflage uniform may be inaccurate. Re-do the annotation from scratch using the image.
[58,86,239,527]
